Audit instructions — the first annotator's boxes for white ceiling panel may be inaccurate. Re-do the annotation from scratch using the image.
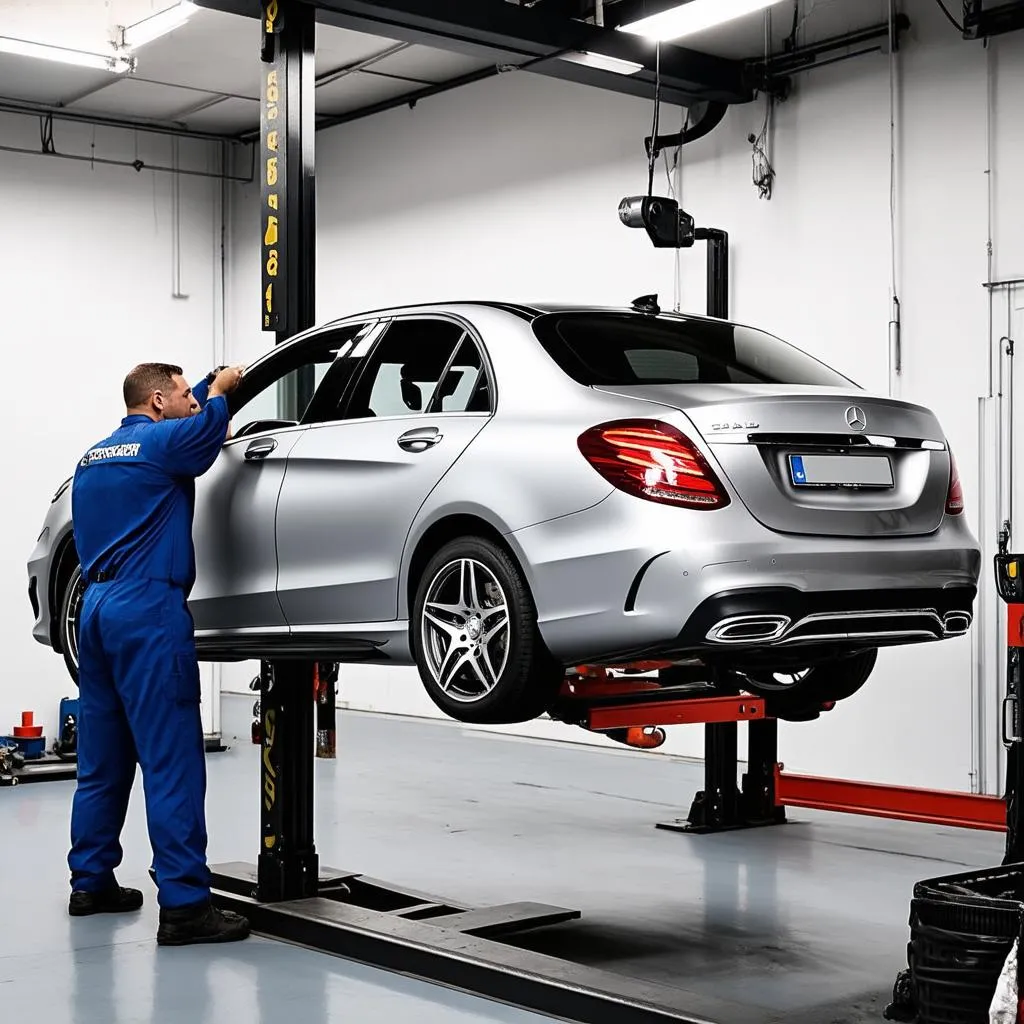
[180,95,259,133]
[124,9,262,98]
[314,70,417,118]
[70,79,222,120]
[666,0,889,59]
[315,23,405,69]
[368,45,494,85]
[0,53,119,106]
[0,0,165,52]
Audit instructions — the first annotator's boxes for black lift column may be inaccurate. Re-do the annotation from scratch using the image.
[256,1,318,901]
[260,0,316,398]
[657,229,785,835]
[257,660,319,900]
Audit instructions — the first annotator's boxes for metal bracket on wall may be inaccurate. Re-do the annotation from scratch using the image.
[963,0,1024,40]
[746,14,912,91]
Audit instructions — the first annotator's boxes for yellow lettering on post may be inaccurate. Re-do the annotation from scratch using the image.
[262,709,277,811]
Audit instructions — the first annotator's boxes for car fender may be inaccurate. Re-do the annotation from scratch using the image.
[398,500,529,618]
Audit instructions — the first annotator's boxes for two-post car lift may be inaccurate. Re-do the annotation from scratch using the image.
[211,5,724,1020]
[208,3,1024,1020]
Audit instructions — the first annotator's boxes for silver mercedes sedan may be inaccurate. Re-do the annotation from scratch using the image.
[28,301,981,723]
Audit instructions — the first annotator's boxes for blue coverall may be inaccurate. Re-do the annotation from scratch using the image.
[68,378,229,909]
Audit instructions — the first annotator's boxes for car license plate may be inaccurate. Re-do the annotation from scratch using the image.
[788,454,893,488]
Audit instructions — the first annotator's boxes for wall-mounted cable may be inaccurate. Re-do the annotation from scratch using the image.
[748,8,776,200]
[934,0,965,33]
[647,41,663,197]
[887,0,902,388]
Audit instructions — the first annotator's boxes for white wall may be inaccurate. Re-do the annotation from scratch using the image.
[6,114,227,745]
[223,0,1024,793]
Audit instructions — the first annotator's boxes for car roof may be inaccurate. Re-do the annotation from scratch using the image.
[318,300,724,327]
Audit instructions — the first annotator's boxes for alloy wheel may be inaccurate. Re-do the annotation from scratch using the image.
[65,565,82,674]
[420,558,510,703]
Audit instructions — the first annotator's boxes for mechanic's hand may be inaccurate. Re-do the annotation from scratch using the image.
[209,364,245,398]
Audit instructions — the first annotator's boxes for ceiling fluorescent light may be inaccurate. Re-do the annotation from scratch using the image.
[559,50,644,75]
[121,1,196,50]
[618,0,789,42]
[0,36,132,73]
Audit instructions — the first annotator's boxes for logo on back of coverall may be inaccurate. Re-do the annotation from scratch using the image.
[80,443,142,467]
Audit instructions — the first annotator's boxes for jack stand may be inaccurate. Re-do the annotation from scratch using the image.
[657,716,787,835]
[315,661,337,760]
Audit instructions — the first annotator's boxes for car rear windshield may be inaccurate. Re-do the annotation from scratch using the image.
[532,312,854,388]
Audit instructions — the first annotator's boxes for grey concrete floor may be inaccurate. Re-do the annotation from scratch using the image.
[1,694,1006,1024]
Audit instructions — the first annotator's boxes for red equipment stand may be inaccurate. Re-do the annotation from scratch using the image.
[552,667,787,834]
[550,654,1013,843]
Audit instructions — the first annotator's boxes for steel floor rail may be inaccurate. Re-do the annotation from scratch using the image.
[223,658,754,1024]
[210,861,740,1024]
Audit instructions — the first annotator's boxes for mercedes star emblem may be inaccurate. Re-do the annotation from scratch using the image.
[845,405,867,431]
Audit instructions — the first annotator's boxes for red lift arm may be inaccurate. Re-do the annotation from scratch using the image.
[558,663,1011,837]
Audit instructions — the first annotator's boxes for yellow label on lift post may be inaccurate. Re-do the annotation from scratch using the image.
[1010,561,1019,579]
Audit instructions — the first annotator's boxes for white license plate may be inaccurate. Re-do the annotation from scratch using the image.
[788,454,894,488]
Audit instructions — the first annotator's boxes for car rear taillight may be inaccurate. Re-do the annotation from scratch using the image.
[577,420,730,509]
[946,449,964,516]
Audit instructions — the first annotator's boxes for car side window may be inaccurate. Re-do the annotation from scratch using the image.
[429,335,492,413]
[332,319,468,422]
[229,324,370,436]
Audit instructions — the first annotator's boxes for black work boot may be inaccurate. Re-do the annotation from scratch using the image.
[157,899,251,946]
[69,886,144,917]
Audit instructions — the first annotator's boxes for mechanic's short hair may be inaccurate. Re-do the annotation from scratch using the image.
[123,363,184,408]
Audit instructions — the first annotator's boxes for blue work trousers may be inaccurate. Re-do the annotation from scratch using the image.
[68,577,211,908]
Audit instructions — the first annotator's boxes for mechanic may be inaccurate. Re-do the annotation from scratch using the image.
[67,361,249,946]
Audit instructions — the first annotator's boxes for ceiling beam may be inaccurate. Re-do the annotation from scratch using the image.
[194,0,756,106]
[599,0,685,29]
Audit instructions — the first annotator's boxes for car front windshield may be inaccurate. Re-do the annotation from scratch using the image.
[532,312,855,388]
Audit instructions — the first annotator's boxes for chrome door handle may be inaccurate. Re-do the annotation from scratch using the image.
[244,437,278,461]
[397,426,443,453]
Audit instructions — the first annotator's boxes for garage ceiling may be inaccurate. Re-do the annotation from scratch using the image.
[0,0,900,140]
[0,2,495,137]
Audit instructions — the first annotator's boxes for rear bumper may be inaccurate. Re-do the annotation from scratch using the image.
[672,583,976,665]
[509,489,982,665]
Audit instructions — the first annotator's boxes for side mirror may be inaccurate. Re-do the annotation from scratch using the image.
[233,419,298,439]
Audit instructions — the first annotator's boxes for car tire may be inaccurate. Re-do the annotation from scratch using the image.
[731,648,878,722]
[411,537,564,725]
[58,563,83,686]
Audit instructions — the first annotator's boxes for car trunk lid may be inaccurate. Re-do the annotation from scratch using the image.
[592,383,951,538]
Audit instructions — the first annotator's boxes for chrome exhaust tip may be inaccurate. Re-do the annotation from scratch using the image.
[943,612,972,637]
[706,615,790,644]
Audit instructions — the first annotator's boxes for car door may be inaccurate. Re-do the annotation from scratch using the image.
[274,316,494,628]
[189,322,373,635]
